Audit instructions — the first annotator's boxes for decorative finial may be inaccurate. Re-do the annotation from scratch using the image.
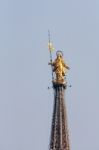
[49,50,70,84]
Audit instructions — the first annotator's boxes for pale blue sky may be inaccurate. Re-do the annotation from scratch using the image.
[0,0,99,150]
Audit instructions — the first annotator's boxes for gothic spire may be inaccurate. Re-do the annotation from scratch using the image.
[49,51,70,150]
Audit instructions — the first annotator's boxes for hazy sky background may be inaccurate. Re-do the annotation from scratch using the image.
[0,0,99,150]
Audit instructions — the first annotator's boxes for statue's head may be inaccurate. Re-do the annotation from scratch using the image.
[56,51,63,59]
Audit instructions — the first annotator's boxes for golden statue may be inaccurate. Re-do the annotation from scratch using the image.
[49,51,70,84]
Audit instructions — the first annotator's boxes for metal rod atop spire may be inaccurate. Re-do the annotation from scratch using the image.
[48,30,54,81]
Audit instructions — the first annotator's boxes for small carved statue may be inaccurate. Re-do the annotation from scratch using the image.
[49,51,70,83]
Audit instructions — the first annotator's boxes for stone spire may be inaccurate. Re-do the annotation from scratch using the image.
[49,51,70,150]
